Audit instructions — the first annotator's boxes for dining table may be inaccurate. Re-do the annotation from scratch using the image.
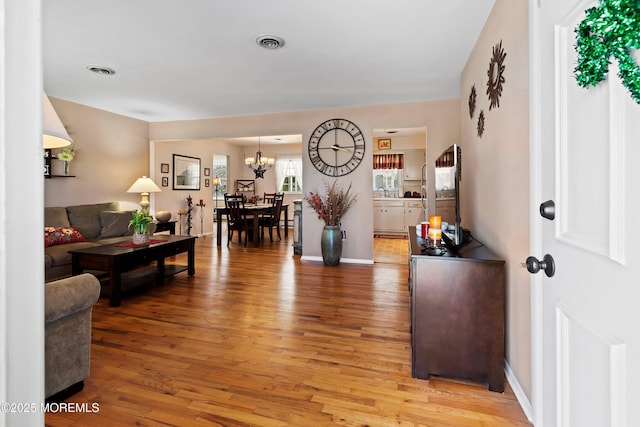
[215,203,289,247]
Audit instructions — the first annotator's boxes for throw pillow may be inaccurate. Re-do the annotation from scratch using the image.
[99,211,135,237]
[44,226,87,248]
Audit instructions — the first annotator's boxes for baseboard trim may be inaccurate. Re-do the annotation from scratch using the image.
[504,360,533,424]
[300,256,374,265]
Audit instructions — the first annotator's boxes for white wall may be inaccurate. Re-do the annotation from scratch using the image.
[150,100,460,261]
[460,0,531,401]
[1,0,45,425]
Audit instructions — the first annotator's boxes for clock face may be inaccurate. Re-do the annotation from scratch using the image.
[308,118,365,176]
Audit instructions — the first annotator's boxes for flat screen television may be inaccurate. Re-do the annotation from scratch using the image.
[435,144,464,247]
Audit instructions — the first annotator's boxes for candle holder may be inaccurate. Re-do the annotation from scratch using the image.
[197,200,206,237]
[177,209,185,235]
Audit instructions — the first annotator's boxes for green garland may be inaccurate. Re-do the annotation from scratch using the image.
[574,0,640,104]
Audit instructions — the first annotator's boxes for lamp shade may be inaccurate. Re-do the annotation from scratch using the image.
[127,176,161,212]
[126,176,162,193]
[212,177,220,186]
[43,93,73,149]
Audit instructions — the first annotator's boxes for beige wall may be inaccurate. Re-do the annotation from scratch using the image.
[45,97,460,259]
[460,0,531,399]
[151,139,302,235]
[44,98,150,207]
[150,100,460,261]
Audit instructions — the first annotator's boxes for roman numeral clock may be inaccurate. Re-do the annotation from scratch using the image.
[308,118,365,177]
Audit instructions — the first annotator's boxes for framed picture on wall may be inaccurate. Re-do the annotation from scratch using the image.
[173,154,201,190]
[161,163,169,174]
[161,177,169,187]
[205,179,210,187]
[204,167,210,176]
[378,139,391,150]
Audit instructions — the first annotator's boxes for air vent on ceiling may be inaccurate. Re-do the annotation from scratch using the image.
[86,65,116,75]
[256,35,285,50]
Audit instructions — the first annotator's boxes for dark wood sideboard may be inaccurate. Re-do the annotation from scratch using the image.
[408,226,505,392]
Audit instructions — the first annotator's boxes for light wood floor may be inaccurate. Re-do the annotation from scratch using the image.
[373,235,408,265]
[46,230,530,426]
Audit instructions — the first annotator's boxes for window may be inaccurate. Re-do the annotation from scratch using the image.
[275,156,302,193]
[212,154,228,196]
[373,170,402,191]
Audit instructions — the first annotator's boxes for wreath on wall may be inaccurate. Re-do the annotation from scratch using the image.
[486,40,507,110]
[468,84,477,118]
[574,0,640,104]
[477,110,485,138]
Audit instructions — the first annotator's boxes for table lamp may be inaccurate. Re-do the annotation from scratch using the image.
[127,176,161,212]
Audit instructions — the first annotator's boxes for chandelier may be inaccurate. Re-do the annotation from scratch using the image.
[245,136,274,179]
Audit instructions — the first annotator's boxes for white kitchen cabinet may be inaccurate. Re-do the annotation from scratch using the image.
[435,198,456,225]
[403,150,426,181]
[404,200,424,227]
[373,200,405,233]
[374,199,425,234]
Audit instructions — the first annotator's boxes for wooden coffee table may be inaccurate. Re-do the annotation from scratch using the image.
[70,235,196,307]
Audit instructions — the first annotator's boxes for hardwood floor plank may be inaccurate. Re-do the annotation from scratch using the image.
[45,233,530,426]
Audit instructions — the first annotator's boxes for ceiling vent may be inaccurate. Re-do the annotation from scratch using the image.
[86,65,116,75]
[256,35,285,50]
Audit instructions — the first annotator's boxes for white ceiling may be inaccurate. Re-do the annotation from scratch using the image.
[43,0,495,123]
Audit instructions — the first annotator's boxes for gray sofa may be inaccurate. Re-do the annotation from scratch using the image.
[44,202,148,281]
[45,273,101,399]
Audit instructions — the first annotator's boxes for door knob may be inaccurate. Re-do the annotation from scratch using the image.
[526,254,555,278]
[539,200,555,220]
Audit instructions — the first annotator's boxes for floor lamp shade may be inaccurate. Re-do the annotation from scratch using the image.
[43,93,73,149]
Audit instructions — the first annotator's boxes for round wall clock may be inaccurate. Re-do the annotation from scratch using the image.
[308,118,365,177]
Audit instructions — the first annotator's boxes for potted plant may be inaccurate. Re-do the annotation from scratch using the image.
[128,210,153,245]
[305,180,358,266]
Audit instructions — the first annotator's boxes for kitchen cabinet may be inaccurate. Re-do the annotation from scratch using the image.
[435,198,455,224]
[404,200,424,227]
[408,226,505,392]
[403,149,425,181]
[374,199,425,234]
[373,200,405,233]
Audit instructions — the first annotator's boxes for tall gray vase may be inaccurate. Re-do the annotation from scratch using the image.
[321,225,342,266]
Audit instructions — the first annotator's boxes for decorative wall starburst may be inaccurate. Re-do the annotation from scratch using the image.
[468,85,477,118]
[486,40,507,110]
[477,110,485,138]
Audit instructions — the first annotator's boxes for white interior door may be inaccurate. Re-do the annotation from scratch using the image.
[530,0,640,425]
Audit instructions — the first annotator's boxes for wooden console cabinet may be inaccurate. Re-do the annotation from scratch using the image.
[408,226,505,392]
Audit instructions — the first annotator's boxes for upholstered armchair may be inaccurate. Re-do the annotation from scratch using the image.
[45,273,100,400]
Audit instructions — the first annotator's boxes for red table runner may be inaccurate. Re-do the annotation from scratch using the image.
[115,239,166,247]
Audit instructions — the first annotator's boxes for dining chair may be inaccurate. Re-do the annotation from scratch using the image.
[224,194,249,246]
[259,193,284,242]
[263,192,276,204]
